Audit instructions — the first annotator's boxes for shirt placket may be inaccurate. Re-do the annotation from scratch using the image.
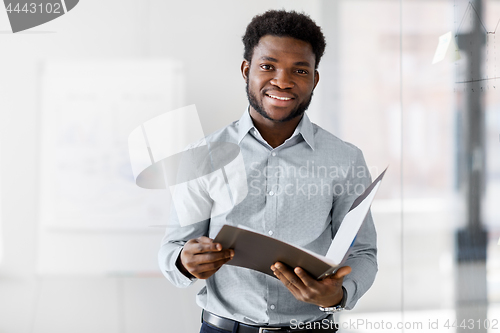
[265,149,280,323]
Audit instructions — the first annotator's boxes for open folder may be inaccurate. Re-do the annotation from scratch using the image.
[213,167,387,280]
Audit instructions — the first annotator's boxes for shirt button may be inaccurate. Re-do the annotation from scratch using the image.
[268,191,274,196]
[271,152,276,156]
[270,304,276,310]
[268,230,274,236]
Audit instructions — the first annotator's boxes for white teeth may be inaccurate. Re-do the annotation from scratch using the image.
[267,94,292,101]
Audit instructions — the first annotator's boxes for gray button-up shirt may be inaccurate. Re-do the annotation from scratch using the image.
[158,109,377,325]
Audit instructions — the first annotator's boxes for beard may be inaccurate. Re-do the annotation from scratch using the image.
[246,78,314,123]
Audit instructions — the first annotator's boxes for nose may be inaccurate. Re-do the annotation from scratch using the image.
[270,70,294,89]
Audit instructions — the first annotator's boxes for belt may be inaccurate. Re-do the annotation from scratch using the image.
[202,310,336,333]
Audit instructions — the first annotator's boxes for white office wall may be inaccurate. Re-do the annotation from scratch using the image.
[0,1,323,332]
[0,0,322,276]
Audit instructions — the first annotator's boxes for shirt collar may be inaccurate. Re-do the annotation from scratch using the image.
[236,107,255,144]
[295,112,315,150]
[236,107,316,150]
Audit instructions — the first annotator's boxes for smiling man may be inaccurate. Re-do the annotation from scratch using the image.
[159,10,377,333]
[244,34,319,148]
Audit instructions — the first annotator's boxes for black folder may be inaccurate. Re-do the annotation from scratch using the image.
[214,168,387,280]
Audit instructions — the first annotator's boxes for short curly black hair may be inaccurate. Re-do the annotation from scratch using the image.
[242,10,326,69]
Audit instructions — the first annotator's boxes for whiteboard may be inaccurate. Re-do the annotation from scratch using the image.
[37,60,185,275]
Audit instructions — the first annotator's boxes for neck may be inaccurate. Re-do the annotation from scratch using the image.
[249,108,303,148]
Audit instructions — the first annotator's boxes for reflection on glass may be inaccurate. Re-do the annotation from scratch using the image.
[327,0,500,331]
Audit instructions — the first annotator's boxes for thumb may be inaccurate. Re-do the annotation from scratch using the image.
[334,266,352,279]
[197,236,214,243]
[196,236,221,251]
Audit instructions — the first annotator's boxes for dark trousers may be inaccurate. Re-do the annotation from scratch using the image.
[200,320,338,333]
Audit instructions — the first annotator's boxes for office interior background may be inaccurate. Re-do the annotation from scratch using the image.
[0,0,499,332]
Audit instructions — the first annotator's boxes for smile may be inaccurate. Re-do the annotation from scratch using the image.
[266,94,294,101]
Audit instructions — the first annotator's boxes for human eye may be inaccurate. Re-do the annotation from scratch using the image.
[260,64,273,70]
[296,69,309,75]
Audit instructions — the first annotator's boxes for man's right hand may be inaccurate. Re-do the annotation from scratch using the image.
[176,236,234,279]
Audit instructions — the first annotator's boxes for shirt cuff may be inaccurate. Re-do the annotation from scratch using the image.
[342,279,356,310]
[161,246,197,288]
[175,246,197,285]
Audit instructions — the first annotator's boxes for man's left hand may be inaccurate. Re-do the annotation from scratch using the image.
[271,262,351,308]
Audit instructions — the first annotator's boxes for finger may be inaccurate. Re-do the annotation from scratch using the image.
[186,238,222,254]
[193,250,234,264]
[294,267,318,288]
[196,236,222,251]
[271,265,300,294]
[333,266,352,279]
[272,262,305,290]
[193,256,233,274]
[196,236,215,243]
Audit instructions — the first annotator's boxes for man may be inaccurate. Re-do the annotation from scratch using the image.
[159,10,377,333]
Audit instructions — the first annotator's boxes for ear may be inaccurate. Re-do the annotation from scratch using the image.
[313,70,320,90]
[241,60,250,81]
